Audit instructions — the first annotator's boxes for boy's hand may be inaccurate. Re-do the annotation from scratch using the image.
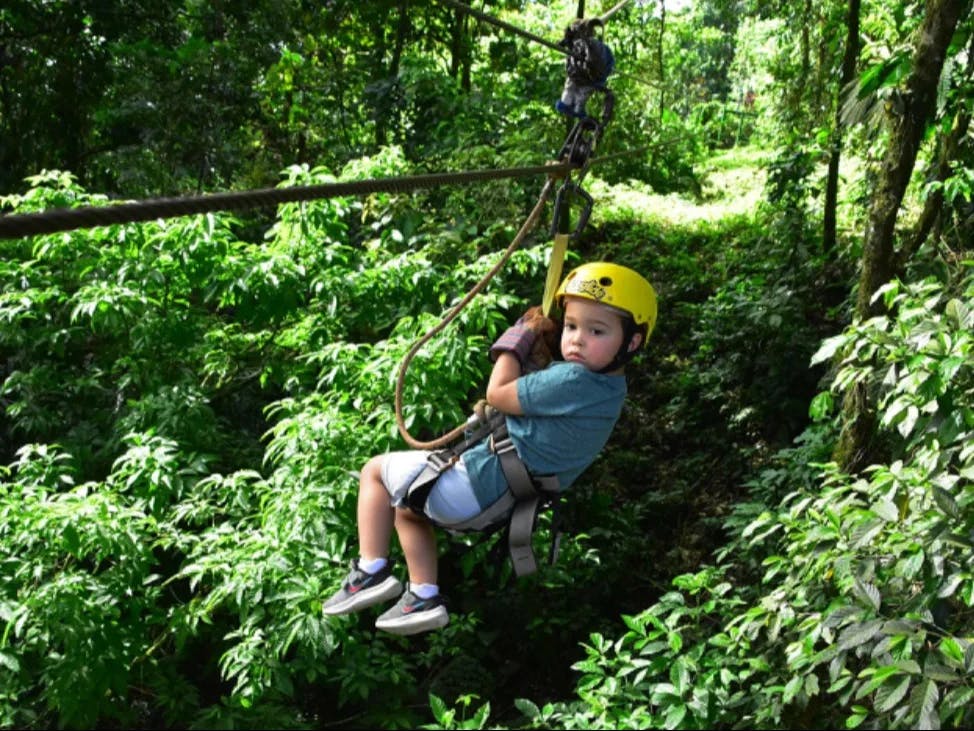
[489,306,560,372]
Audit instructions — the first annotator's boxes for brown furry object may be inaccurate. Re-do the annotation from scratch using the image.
[520,305,561,371]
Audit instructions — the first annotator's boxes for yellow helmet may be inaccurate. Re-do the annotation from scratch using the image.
[555,261,658,343]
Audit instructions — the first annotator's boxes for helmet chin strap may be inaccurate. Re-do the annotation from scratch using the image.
[597,319,640,374]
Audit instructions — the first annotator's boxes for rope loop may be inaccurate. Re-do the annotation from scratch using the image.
[393,175,559,449]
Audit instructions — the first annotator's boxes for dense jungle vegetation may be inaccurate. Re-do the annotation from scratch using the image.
[1,0,974,728]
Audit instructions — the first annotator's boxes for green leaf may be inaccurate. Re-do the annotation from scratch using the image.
[0,651,20,672]
[667,631,683,653]
[811,335,846,365]
[853,579,881,612]
[870,498,898,522]
[932,487,960,519]
[908,678,938,729]
[945,298,969,328]
[845,706,868,728]
[514,698,540,719]
[857,55,910,97]
[850,518,884,547]
[897,405,919,437]
[429,694,449,723]
[809,391,834,421]
[922,662,958,682]
[937,573,966,599]
[874,674,910,713]
[669,656,691,693]
[837,619,883,651]
[783,675,803,703]
[663,702,687,730]
[938,637,965,665]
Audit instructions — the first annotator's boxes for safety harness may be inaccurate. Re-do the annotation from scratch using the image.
[403,406,562,577]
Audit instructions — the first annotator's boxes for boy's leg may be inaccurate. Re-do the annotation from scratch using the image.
[374,506,448,635]
[322,456,402,615]
[393,506,437,585]
[358,456,395,559]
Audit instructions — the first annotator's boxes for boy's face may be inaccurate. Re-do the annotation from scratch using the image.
[560,297,637,372]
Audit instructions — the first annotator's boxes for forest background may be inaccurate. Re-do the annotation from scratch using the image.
[1,0,973,729]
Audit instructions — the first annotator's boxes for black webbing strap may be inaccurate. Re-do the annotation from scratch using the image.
[489,424,560,577]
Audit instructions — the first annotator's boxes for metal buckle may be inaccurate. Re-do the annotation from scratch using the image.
[427,451,457,471]
[490,434,516,456]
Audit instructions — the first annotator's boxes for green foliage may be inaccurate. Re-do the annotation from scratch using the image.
[0,152,557,726]
[686,270,826,444]
[3,1,974,728]
[1,1,711,202]
[0,439,197,729]
[0,172,293,474]
[426,693,493,730]
[510,266,974,731]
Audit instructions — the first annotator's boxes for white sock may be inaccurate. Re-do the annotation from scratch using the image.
[359,556,387,574]
[411,582,439,599]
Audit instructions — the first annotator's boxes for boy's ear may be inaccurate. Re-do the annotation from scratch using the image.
[627,333,644,353]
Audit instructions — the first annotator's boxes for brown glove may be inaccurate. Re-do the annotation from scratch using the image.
[488,305,559,372]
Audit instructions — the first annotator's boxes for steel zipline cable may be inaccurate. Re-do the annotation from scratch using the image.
[0,143,668,241]
[437,0,569,54]
[439,0,634,46]
[598,0,634,23]
[0,162,576,240]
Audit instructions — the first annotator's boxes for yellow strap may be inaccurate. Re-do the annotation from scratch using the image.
[542,232,569,317]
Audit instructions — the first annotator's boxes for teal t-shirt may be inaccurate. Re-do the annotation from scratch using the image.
[461,362,627,509]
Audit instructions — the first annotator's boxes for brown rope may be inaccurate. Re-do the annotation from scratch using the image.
[394,175,559,449]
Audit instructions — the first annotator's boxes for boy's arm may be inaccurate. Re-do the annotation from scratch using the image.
[485,352,524,415]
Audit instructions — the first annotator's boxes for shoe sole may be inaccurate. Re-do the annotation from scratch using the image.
[375,605,449,635]
[322,576,403,615]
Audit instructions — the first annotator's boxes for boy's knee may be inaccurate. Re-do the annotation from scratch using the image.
[361,455,384,482]
[395,505,428,526]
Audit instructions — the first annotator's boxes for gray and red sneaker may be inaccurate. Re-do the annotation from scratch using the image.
[322,559,402,615]
[375,585,449,635]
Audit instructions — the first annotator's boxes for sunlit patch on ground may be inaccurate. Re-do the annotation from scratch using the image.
[589,146,770,229]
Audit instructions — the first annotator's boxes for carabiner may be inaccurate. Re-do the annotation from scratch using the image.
[550,179,594,240]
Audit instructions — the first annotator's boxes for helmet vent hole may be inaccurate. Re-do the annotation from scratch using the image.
[599,277,613,286]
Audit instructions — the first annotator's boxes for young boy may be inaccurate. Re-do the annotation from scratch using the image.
[322,261,657,635]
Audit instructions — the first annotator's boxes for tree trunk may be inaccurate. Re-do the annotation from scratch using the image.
[449,7,465,85]
[835,0,968,472]
[898,28,974,272]
[657,2,666,123]
[823,0,861,256]
[374,16,388,147]
[391,1,408,79]
[900,108,972,268]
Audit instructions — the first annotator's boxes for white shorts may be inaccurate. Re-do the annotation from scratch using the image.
[380,451,483,525]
